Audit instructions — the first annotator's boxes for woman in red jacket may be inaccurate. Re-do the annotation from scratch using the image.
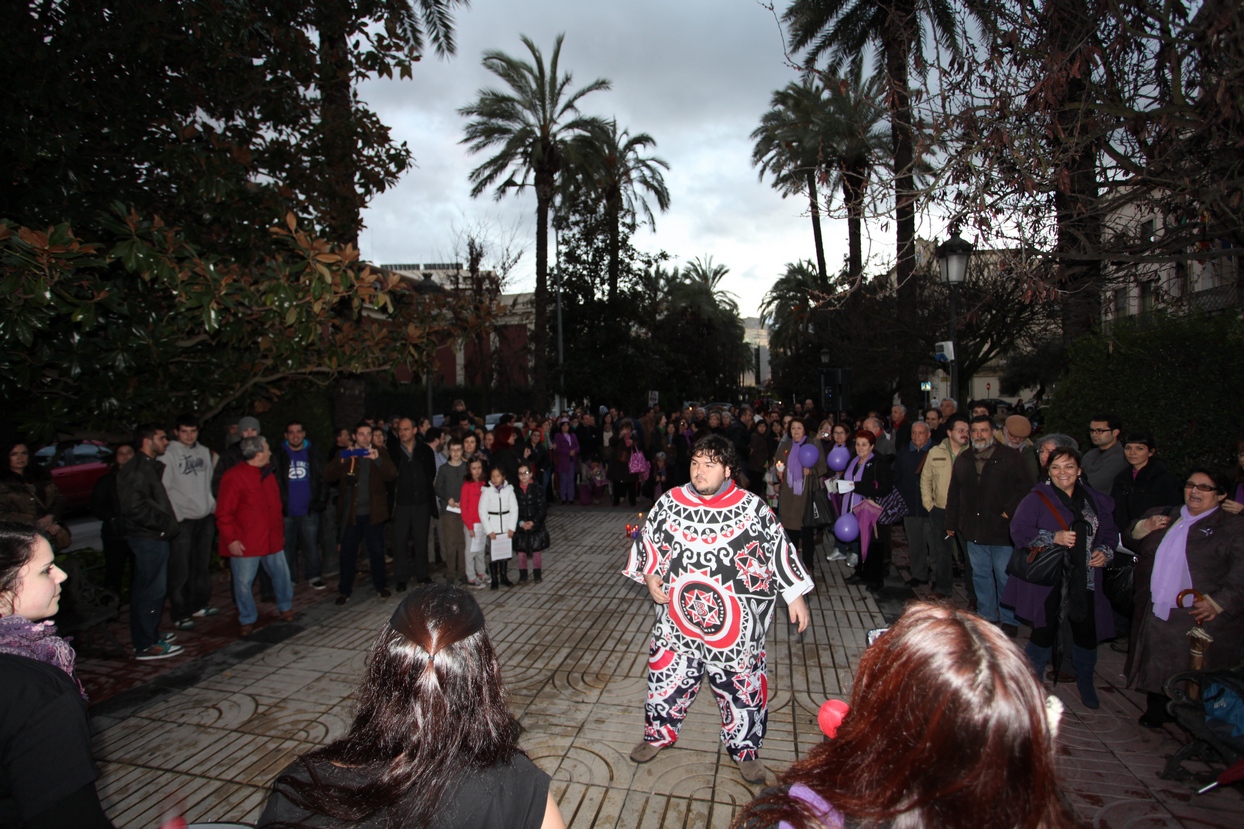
[216,436,295,636]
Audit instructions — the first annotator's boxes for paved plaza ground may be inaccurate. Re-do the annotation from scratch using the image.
[82,506,1243,827]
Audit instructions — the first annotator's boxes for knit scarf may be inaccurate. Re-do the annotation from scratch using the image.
[0,614,86,700]
[786,438,807,496]
[1151,506,1214,621]
[843,451,873,514]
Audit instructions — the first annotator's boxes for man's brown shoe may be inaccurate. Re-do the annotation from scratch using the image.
[737,759,767,784]
[280,610,295,622]
[630,742,663,763]
[239,624,254,637]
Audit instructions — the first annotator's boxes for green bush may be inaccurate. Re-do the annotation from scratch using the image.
[1045,313,1244,478]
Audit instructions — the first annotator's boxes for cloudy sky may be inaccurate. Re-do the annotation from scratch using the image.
[356,0,896,318]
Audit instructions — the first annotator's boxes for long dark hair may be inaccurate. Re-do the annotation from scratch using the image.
[0,521,42,613]
[271,585,521,827]
[733,603,1079,829]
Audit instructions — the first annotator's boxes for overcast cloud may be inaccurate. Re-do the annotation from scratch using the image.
[357,0,878,317]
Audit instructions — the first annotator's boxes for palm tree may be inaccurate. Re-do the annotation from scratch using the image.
[593,122,670,304]
[817,62,888,284]
[751,79,832,289]
[783,0,966,297]
[459,34,611,411]
[759,260,823,355]
[683,255,740,316]
[317,0,468,246]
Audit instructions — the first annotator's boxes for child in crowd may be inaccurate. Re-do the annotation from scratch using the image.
[459,458,487,589]
[479,464,518,590]
[513,461,550,584]
[433,437,469,585]
[652,451,669,500]
[587,459,608,504]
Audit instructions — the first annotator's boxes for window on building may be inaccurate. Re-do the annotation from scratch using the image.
[1113,288,1129,318]
[1140,279,1157,313]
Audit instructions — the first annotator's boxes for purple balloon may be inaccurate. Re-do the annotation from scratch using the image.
[834,513,860,543]
[798,443,820,467]
[827,445,851,472]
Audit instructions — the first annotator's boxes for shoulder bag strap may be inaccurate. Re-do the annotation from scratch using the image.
[1034,490,1070,531]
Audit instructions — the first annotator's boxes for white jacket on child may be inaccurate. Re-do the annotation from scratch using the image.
[478,482,519,535]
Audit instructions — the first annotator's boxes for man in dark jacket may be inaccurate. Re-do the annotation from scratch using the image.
[117,423,184,660]
[390,419,440,590]
[893,421,933,588]
[945,415,1034,636]
[275,420,327,589]
[324,422,397,604]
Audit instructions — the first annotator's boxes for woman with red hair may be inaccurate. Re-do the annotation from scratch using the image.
[733,602,1079,829]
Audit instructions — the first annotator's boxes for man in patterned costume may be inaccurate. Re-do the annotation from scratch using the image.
[624,433,812,784]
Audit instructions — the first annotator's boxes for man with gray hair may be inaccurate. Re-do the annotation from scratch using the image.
[1036,433,1079,470]
[864,416,896,456]
[216,435,295,637]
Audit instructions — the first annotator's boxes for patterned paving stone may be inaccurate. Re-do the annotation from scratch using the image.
[90,506,1244,827]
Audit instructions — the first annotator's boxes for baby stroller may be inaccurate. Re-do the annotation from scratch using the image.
[1160,665,1244,789]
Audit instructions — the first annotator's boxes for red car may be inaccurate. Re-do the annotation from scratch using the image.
[35,440,114,514]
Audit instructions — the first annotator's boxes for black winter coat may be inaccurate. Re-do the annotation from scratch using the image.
[1111,458,1182,548]
[513,482,550,553]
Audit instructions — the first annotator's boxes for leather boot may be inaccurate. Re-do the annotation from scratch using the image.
[1025,641,1052,680]
[533,568,542,583]
[518,569,528,583]
[500,561,513,587]
[1072,646,1100,709]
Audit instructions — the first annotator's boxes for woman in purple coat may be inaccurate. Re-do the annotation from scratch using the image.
[552,419,579,505]
[1005,447,1118,709]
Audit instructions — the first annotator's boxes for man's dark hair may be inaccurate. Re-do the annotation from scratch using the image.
[174,413,200,430]
[969,399,996,417]
[353,420,373,434]
[446,436,463,449]
[945,413,969,430]
[690,433,738,477]
[924,408,941,420]
[1090,413,1123,433]
[969,414,994,429]
[285,420,305,433]
[133,423,164,446]
[425,427,443,443]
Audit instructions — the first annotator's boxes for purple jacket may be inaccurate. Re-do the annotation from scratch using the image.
[1002,482,1118,636]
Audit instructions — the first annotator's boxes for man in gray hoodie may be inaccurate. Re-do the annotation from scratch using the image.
[162,413,219,629]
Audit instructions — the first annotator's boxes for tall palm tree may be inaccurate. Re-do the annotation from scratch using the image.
[459,33,611,411]
[593,122,670,304]
[317,0,468,246]
[683,255,740,315]
[751,79,832,289]
[817,62,889,284]
[783,0,965,297]
[760,260,823,355]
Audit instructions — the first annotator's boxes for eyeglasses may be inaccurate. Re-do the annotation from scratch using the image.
[518,470,532,476]
[1088,428,1114,435]
[1184,481,1219,492]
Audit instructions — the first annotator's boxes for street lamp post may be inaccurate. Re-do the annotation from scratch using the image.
[936,234,974,405]
[412,272,447,418]
[819,347,831,417]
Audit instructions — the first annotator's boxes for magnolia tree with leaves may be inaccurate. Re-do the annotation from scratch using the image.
[1,210,471,440]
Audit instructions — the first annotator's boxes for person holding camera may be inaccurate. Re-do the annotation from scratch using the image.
[324,422,398,606]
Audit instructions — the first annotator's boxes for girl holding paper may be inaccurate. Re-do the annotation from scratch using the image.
[460,459,488,590]
[480,465,519,590]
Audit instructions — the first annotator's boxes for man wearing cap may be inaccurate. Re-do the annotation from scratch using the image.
[213,416,262,497]
[999,414,1039,482]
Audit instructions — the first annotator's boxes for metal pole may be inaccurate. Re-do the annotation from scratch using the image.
[949,283,959,404]
[555,224,565,416]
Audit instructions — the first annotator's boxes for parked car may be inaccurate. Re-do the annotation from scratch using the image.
[34,440,113,513]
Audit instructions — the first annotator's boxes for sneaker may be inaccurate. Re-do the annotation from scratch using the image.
[826,549,847,562]
[173,618,196,630]
[158,631,178,644]
[470,580,488,590]
[846,553,859,568]
[136,642,184,661]
[309,578,327,590]
[192,606,220,617]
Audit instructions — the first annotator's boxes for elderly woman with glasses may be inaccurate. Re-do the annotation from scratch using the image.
[1124,467,1244,727]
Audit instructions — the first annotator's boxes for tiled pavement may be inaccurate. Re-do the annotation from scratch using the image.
[86,506,1244,827]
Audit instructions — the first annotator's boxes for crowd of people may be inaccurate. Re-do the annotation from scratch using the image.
[1,392,1242,827]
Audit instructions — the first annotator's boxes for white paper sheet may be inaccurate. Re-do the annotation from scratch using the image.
[469,525,486,553]
[489,534,513,561]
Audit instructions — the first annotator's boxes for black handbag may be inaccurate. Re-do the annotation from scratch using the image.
[804,481,835,528]
[1103,549,1136,618]
[1005,491,1069,587]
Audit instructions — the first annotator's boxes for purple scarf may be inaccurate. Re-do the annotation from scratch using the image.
[786,438,807,495]
[1150,506,1214,621]
[0,614,86,700]
[843,451,873,514]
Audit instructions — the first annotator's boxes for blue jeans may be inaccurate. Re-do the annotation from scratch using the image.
[230,552,294,624]
[966,542,1017,626]
[283,513,321,583]
[128,536,170,653]
[340,517,387,596]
